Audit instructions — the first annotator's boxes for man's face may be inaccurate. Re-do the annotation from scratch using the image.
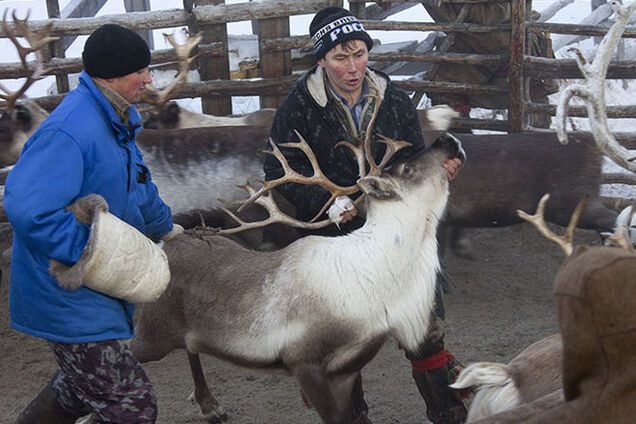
[318,40,369,100]
[107,68,152,103]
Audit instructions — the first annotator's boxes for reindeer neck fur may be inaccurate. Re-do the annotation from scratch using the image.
[285,181,449,352]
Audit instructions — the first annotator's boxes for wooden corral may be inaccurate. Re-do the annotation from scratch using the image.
[1,0,635,134]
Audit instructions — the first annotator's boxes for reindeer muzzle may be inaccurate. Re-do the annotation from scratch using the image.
[432,133,466,164]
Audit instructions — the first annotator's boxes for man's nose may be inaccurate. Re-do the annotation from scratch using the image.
[346,58,357,72]
[142,69,152,85]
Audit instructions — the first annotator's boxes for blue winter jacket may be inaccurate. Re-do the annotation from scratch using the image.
[4,71,174,343]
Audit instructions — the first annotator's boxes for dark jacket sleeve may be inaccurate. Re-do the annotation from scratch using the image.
[264,94,333,222]
[391,86,426,159]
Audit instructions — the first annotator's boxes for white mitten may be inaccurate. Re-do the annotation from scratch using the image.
[50,194,171,303]
[327,196,355,228]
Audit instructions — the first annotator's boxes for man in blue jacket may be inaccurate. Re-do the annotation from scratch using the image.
[5,24,177,424]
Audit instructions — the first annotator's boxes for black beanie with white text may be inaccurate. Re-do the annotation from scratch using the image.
[309,7,373,60]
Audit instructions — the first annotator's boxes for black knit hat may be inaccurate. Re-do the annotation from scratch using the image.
[82,24,151,78]
[309,7,373,60]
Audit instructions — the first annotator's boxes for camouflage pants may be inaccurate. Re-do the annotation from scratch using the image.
[48,339,157,424]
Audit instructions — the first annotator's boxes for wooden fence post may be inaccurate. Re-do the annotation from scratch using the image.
[193,0,232,115]
[349,0,367,18]
[258,17,291,109]
[509,0,526,132]
[45,0,70,93]
[124,0,154,50]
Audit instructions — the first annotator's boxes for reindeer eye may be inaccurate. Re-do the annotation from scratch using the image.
[402,165,414,177]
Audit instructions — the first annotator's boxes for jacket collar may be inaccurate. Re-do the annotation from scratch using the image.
[78,71,143,141]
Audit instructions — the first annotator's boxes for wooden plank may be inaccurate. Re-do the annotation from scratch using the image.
[350,0,367,19]
[193,0,231,116]
[524,56,636,79]
[366,2,420,21]
[395,80,507,95]
[30,75,300,110]
[508,0,525,132]
[258,16,292,109]
[124,0,154,50]
[363,20,510,33]
[0,0,333,37]
[60,0,107,49]
[45,0,70,94]
[529,21,636,38]
[0,43,224,79]
[526,102,636,119]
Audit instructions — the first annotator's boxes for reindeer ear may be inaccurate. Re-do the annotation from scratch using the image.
[358,176,398,200]
[15,105,33,127]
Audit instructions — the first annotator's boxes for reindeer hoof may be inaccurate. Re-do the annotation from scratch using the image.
[188,390,228,423]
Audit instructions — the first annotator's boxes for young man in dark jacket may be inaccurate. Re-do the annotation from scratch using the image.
[264,7,466,424]
[6,25,180,424]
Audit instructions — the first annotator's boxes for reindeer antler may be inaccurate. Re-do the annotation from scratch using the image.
[210,104,411,234]
[517,194,587,256]
[141,30,202,110]
[556,1,636,173]
[0,10,59,110]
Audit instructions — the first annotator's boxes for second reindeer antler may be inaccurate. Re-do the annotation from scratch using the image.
[556,1,636,173]
[0,10,59,110]
[141,30,203,109]
[517,194,587,256]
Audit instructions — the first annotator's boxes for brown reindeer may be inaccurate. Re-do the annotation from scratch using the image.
[450,5,636,420]
[456,194,636,424]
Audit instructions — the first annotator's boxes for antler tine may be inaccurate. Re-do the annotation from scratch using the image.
[237,134,358,214]
[0,10,58,110]
[371,134,412,176]
[517,194,586,256]
[335,139,367,178]
[361,92,383,171]
[608,226,634,251]
[141,31,202,109]
[555,1,636,172]
[215,181,334,234]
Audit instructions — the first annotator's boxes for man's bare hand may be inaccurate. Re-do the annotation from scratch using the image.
[339,206,358,224]
[443,158,463,181]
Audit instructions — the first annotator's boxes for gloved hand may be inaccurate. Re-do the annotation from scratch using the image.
[327,196,357,228]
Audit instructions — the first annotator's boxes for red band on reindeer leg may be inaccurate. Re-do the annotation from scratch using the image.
[411,349,454,372]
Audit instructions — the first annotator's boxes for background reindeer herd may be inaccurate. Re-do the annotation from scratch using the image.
[0,2,635,424]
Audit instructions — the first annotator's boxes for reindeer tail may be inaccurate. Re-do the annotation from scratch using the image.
[450,362,521,422]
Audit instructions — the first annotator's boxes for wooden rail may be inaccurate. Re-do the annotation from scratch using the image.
[1,0,636,134]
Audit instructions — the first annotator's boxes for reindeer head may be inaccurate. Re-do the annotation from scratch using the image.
[0,11,57,167]
[359,133,465,209]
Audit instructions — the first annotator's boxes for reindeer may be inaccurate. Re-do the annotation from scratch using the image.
[0,11,55,168]
[143,100,276,129]
[449,4,636,420]
[127,115,465,423]
[451,193,635,423]
[439,131,618,258]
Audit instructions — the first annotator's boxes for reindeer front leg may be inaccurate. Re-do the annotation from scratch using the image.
[293,363,352,424]
[187,352,228,423]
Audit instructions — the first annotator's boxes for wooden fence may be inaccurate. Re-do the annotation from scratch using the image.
[1,0,636,136]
